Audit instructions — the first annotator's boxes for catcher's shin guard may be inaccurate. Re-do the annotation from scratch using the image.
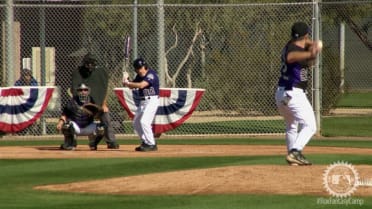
[88,123,105,150]
[61,122,77,149]
[96,122,105,137]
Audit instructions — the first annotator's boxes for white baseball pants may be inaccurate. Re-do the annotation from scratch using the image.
[275,87,316,152]
[133,96,159,146]
[70,121,97,136]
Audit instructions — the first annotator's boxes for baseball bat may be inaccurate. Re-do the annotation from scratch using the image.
[122,35,131,82]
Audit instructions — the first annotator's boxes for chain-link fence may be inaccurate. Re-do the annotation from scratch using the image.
[0,1,371,138]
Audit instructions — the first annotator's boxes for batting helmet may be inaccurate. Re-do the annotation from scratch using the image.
[133,58,147,70]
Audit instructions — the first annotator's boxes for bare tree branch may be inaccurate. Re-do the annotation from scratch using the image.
[186,53,195,88]
[163,22,203,87]
[171,22,202,87]
[346,18,372,50]
[164,24,178,87]
[166,24,178,55]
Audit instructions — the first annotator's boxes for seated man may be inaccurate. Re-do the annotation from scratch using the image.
[14,68,38,86]
[14,68,39,135]
[56,83,104,150]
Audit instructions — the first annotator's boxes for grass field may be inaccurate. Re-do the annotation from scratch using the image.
[0,138,371,209]
[336,92,372,108]
[1,92,371,209]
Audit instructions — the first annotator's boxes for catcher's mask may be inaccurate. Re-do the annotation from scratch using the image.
[77,83,90,103]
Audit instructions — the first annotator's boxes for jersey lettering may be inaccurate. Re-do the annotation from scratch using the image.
[143,87,156,96]
[300,68,308,82]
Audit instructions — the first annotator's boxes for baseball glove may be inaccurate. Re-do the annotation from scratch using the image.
[81,103,103,119]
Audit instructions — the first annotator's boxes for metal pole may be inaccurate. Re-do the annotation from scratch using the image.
[132,0,138,60]
[313,0,321,136]
[40,1,47,134]
[5,0,14,86]
[339,22,345,94]
[157,0,165,87]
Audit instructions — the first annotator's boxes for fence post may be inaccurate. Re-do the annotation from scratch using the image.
[132,0,138,60]
[39,1,47,135]
[313,0,321,136]
[5,0,14,86]
[339,22,345,94]
[157,0,165,87]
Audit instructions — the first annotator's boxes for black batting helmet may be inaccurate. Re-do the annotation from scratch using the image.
[133,58,147,70]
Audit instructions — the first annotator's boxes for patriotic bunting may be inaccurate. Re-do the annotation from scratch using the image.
[114,88,205,134]
[0,87,55,133]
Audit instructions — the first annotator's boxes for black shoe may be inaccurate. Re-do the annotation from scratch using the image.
[135,143,157,152]
[286,149,312,166]
[89,142,97,151]
[89,145,97,151]
[60,144,76,151]
[107,143,120,149]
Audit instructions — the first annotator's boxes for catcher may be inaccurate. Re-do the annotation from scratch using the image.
[56,83,104,150]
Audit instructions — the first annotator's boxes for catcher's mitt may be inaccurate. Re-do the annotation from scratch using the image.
[81,103,103,119]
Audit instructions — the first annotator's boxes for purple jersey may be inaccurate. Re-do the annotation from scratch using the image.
[133,69,160,97]
[63,96,95,128]
[278,42,311,90]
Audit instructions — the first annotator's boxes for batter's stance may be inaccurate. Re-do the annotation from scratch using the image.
[275,22,322,166]
[123,58,160,151]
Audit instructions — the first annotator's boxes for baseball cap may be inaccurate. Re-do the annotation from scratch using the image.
[81,53,97,66]
[291,22,310,39]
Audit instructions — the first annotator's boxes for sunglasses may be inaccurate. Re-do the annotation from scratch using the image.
[78,89,89,92]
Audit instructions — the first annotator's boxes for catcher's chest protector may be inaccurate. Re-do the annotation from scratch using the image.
[70,101,94,127]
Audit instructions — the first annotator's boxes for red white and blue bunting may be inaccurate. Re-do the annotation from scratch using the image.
[114,88,205,134]
[0,87,55,133]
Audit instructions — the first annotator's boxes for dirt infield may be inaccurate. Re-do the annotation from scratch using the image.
[2,145,371,196]
[1,144,372,159]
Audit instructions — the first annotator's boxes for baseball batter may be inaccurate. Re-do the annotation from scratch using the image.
[123,58,160,151]
[275,22,322,166]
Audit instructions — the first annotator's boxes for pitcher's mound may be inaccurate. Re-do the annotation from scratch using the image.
[35,165,372,196]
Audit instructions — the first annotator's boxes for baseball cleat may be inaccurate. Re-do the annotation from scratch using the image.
[135,143,158,152]
[60,144,76,151]
[107,143,120,149]
[286,150,312,166]
[286,160,299,166]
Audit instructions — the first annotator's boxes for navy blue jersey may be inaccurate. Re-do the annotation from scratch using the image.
[133,69,160,97]
[62,96,95,128]
[278,42,311,90]
[14,77,38,86]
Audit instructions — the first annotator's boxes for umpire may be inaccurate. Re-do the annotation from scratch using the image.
[71,53,120,149]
